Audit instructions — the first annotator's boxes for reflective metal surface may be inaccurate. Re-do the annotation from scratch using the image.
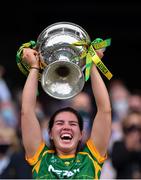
[36,22,91,99]
[41,60,85,99]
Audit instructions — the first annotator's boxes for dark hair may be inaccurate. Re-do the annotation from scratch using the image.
[122,110,141,134]
[48,107,83,132]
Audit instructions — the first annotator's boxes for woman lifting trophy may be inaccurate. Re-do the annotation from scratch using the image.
[17,21,113,179]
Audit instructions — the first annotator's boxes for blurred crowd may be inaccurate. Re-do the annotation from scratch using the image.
[0,64,141,179]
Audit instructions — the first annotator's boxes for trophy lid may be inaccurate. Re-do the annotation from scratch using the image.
[37,21,91,46]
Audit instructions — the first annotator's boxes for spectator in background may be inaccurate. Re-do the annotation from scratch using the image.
[0,126,32,179]
[108,79,130,152]
[108,79,130,122]
[0,65,18,128]
[101,80,141,179]
[128,90,141,113]
[111,111,141,179]
[100,154,116,179]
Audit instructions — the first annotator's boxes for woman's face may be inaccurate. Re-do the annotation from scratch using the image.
[50,111,82,155]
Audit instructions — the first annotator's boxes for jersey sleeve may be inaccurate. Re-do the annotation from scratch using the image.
[25,141,48,166]
[84,138,107,164]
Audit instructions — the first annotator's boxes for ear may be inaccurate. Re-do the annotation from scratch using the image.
[79,130,83,141]
[49,131,53,140]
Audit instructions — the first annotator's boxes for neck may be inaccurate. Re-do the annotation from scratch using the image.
[56,148,76,156]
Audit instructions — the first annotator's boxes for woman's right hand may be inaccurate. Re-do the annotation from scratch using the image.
[22,48,39,68]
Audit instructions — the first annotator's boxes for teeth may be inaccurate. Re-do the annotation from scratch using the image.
[61,133,72,139]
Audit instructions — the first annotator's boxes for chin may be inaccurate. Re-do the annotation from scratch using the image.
[59,142,76,152]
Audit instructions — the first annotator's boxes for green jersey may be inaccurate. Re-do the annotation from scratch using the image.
[26,139,107,179]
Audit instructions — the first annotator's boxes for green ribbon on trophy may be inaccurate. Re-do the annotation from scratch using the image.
[16,40,41,96]
[16,40,46,81]
[16,40,37,76]
[72,38,113,81]
[16,40,49,79]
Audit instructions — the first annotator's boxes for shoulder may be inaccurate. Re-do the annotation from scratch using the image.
[26,142,54,166]
[78,139,107,164]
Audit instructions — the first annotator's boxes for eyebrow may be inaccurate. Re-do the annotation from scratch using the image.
[54,120,78,124]
[54,120,64,123]
[69,121,79,124]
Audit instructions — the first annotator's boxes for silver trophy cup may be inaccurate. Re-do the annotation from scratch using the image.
[36,22,91,99]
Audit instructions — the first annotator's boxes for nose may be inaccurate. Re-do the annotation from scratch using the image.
[62,123,71,130]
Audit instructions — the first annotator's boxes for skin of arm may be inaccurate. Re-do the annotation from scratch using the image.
[90,50,112,157]
[21,48,43,158]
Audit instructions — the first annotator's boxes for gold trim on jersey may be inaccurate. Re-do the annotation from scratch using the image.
[26,142,45,165]
[32,160,41,173]
[58,154,75,159]
[86,139,107,163]
[78,151,100,179]
[42,149,55,157]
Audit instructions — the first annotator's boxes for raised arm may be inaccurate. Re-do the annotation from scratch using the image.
[90,50,112,157]
[21,48,43,158]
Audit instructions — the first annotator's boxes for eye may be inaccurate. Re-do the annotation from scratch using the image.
[70,122,78,126]
[56,122,63,125]
[55,120,64,126]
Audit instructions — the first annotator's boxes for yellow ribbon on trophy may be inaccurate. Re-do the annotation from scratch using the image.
[72,38,113,81]
[86,45,113,81]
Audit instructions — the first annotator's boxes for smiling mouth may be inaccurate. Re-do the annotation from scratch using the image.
[60,134,73,141]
